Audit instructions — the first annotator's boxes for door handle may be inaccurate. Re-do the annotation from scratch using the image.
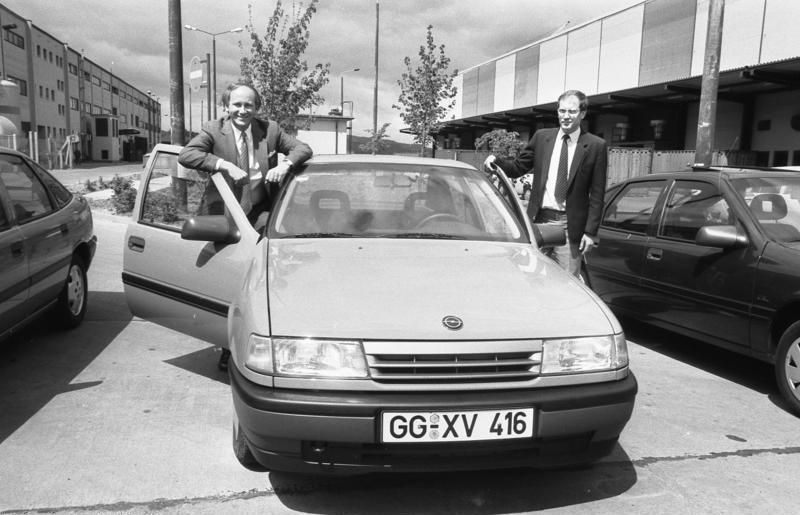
[646,248,663,261]
[10,241,24,258]
[128,235,145,252]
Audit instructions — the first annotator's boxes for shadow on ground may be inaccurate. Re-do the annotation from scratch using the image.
[0,291,133,443]
[270,448,636,513]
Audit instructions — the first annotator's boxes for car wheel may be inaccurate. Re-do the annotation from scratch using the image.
[775,321,800,416]
[232,421,262,469]
[57,254,88,329]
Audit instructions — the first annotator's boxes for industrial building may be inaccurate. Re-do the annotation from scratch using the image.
[437,0,800,179]
[0,3,161,166]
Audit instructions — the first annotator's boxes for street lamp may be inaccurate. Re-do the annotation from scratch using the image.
[183,24,243,119]
[338,68,359,154]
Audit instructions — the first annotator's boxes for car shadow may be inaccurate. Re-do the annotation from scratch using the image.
[164,346,231,385]
[619,316,793,413]
[270,446,636,513]
[0,291,133,444]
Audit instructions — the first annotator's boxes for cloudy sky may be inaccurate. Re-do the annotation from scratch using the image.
[6,0,641,143]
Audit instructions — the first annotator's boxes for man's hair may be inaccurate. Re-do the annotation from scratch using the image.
[221,83,262,111]
[559,89,588,112]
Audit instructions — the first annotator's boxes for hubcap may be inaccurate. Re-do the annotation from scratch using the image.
[66,264,85,316]
[785,337,800,402]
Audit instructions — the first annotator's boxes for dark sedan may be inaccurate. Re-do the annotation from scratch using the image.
[0,147,96,340]
[585,166,800,415]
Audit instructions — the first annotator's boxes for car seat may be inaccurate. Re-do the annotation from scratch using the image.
[310,190,351,232]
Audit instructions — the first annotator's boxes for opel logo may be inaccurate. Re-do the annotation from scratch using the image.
[442,316,463,330]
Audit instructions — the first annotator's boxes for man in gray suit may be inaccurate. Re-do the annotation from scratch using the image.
[179,83,312,224]
[484,89,607,277]
[178,83,311,370]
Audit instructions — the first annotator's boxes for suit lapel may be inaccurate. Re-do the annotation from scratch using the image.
[539,129,557,190]
[250,119,270,167]
[568,131,589,187]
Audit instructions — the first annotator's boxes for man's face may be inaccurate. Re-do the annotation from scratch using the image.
[557,95,585,135]
[226,86,256,130]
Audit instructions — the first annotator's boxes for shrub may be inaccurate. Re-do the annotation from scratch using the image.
[109,175,137,214]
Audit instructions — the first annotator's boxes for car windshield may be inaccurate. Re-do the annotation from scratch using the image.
[268,162,528,243]
[730,175,800,242]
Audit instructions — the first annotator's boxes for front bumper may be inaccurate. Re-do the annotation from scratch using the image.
[230,365,637,475]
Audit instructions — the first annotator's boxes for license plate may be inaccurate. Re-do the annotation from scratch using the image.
[380,408,534,443]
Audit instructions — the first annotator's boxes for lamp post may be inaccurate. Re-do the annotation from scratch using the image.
[337,68,359,154]
[342,100,354,154]
[183,24,243,120]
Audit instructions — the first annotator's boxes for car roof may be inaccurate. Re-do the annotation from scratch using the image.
[304,153,478,170]
[625,166,800,183]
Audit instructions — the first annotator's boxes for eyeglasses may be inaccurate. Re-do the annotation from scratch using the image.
[557,108,581,116]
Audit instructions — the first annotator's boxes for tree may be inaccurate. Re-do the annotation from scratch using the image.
[239,0,330,132]
[393,25,458,156]
[474,129,525,159]
[359,123,392,154]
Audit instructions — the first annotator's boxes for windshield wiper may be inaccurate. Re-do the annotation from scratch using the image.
[288,232,356,238]
[386,233,464,239]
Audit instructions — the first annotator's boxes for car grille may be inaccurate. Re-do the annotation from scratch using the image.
[365,341,542,384]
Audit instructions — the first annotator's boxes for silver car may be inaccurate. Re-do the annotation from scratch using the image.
[123,145,636,475]
[0,147,96,340]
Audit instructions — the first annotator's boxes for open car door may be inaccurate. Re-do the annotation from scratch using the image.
[122,144,257,348]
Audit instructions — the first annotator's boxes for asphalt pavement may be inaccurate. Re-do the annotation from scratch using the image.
[1,211,799,514]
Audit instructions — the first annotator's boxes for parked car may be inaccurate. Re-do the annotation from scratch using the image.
[123,145,636,475]
[0,147,96,341]
[585,166,800,415]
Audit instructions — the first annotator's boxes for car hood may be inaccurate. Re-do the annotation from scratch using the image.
[266,239,615,340]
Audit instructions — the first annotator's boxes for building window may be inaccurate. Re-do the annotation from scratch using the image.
[6,76,27,96]
[39,85,43,98]
[37,44,41,57]
[111,86,118,95]
[49,50,53,62]
[84,71,91,81]
[92,75,101,87]
[103,81,110,91]
[51,90,55,101]
[69,63,78,75]
[70,97,79,110]
[4,29,24,49]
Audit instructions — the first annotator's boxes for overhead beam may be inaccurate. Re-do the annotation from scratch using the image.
[741,69,800,87]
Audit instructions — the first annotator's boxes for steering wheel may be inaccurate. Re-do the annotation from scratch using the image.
[414,213,461,228]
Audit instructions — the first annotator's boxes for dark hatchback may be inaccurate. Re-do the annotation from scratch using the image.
[585,167,800,415]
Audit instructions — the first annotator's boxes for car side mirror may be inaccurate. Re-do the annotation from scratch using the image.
[181,215,241,244]
[695,225,748,248]
[533,223,567,248]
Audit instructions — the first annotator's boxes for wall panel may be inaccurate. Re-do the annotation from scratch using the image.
[760,0,800,63]
[538,35,567,104]
[639,0,696,85]
[476,62,496,115]
[566,22,601,94]
[493,55,515,112]
[514,45,539,108]
[461,68,479,118]
[598,5,644,93]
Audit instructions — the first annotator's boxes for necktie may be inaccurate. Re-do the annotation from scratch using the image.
[238,132,252,214]
[554,133,570,205]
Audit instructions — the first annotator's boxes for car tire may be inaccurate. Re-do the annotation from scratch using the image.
[232,421,262,469]
[56,254,88,329]
[775,321,800,416]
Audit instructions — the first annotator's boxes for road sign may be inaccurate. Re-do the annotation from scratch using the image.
[189,56,203,93]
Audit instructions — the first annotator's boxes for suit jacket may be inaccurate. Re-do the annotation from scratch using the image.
[496,128,607,243]
[178,117,312,214]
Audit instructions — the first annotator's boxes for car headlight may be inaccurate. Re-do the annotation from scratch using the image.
[245,335,368,378]
[541,333,628,374]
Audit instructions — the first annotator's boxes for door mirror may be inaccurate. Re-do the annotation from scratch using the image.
[533,223,567,248]
[695,225,748,248]
[181,215,241,244]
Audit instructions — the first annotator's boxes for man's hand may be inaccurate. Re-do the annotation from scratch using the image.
[483,155,498,173]
[266,160,292,183]
[579,233,599,255]
[220,161,248,182]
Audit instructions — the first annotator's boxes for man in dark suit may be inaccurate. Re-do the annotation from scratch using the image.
[179,83,312,225]
[178,83,312,370]
[484,89,607,277]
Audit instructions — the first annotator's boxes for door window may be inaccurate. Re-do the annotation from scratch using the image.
[601,181,665,234]
[660,181,732,241]
[139,152,209,230]
[0,155,53,223]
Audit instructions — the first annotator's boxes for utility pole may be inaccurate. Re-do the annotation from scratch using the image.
[694,0,725,167]
[372,0,379,154]
[168,0,186,145]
